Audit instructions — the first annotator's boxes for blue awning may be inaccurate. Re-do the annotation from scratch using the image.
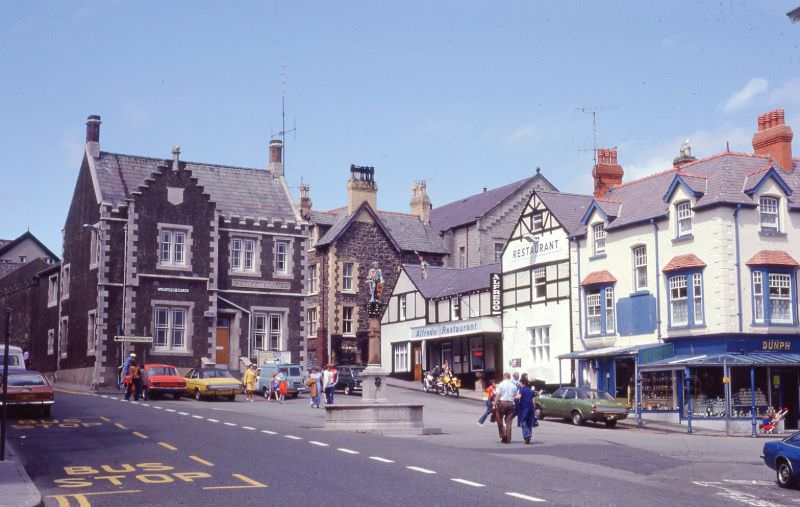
[639,352,800,371]
[558,343,672,361]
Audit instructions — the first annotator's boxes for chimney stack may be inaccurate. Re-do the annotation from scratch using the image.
[752,108,794,173]
[347,165,378,214]
[297,183,313,220]
[592,147,624,198]
[410,181,431,224]
[268,139,284,177]
[85,115,101,158]
[171,145,181,171]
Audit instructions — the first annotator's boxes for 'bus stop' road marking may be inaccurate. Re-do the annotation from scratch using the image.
[189,455,215,467]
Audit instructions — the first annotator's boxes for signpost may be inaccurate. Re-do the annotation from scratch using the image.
[113,336,154,343]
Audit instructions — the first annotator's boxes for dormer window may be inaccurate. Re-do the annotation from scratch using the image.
[593,224,606,256]
[676,201,692,237]
[760,196,780,233]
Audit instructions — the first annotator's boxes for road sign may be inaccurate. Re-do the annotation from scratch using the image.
[113,336,154,343]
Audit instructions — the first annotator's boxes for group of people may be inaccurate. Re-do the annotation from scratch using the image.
[122,353,145,401]
[241,363,339,408]
[479,371,537,444]
[243,364,289,403]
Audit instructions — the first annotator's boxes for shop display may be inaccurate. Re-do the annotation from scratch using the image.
[732,388,770,418]
[640,371,676,410]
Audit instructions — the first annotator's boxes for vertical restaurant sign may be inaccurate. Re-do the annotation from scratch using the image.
[490,272,502,315]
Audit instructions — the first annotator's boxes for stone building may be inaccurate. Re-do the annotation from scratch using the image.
[0,231,58,279]
[56,115,309,386]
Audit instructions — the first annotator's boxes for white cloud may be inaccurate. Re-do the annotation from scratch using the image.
[723,78,769,113]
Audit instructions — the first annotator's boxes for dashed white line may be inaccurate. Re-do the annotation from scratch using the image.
[131,401,140,405]
[142,403,150,407]
[207,418,219,423]
[165,408,176,413]
[369,456,394,463]
[192,415,204,420]
[178,412,189,416]
[505,492,546,503]
[309,441,329,447]
[451,478,485,487]
[337,448,359,455]
[261,430,277,435]
[406,466,436,474]
[242,426,256,431]
[101,395,109,399]
[284,435,302,440]
[223,422,237,427]
[153,406,163,410]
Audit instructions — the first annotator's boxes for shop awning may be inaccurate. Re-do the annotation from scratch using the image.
[639,352,800,371]
[558,343,672,362]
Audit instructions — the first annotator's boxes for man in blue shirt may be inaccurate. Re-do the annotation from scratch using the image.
[494,372,519,443]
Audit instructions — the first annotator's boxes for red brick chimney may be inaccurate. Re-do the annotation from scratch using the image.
[752,109,794,173]
[592,148,624,198]
[85,115,101,158]
[268,138,284,177]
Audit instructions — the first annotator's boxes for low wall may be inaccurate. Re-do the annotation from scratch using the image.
[325,403,426,434]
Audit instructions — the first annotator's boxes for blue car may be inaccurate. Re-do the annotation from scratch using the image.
[762,431,800,488]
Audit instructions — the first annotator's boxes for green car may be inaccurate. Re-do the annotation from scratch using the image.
[535,386,628,427]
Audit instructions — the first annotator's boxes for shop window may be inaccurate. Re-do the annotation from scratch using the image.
[593,224,606,256]
[759,196,780,233]
[529,326,550,364]
[632,245,647,291]
[640,371,677,410]
[667,271,704,328]
[393,343,409,372]
[469,337,484,371]
[585,285,615,336]
[686,367,726,418]
[441,342,453,369]
[752,269,795,325]
[676,201,692,237]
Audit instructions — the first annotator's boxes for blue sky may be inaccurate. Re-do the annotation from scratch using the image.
[1,1,799,252]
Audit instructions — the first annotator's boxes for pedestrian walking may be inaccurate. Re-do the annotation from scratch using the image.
[494,372,518,444]
[277,369,288,403]
[517,376,536,444]
[125,360,143,401]
[306,367,322,408]
[478,379,497,426]
[244,363,257,402]
[322,364,336,405]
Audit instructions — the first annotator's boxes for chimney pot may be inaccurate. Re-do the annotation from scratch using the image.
[592,146,624,198]
[752,108,794,173]
[171,145,180,171]
[268,139,284,177]
[85,115,101,158]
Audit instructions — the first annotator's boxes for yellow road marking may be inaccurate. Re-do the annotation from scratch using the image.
[189,455,215,467]
[99,416,111,422]
[158,442,178,451]
[47,490,141,506]
[48,495,72,507]
[114,423,128,430]
[202,474,267,490]
[132,431,149,439]
[53,387,92,396]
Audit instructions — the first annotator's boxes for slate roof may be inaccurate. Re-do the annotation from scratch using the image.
[0,261,24,279]
[314,204,449,254]
[429,173,556,233]
[662,253,707,272]
[93,152,299,222]
[579,153,800,235]
[0,240,11,249]
[581,270,617,286]
[404,262,500,299]
[536,191,594,236]
[0,232,59,263]
[746,250,800,267]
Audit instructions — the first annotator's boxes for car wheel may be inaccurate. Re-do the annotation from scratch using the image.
[262,387,270,399]
[344,385,352,396]
[777,459,796,488]
[571,410,584,426]
[226,394,235,402]
[534,405,543,420]
[194,389,202,401]
[605,419,617,428]
[173,393,181,400]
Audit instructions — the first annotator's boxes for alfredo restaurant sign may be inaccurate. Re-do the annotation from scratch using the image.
[410,317,500,340]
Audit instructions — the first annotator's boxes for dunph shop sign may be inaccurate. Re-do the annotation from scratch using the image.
[505,231,564,270]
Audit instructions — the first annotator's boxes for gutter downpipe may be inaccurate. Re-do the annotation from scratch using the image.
[572,237,589,387]
[651,219,661,341]
[218,296,252,361]
[734,205,743,332]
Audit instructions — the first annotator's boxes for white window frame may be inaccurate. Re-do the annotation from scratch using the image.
[307,307,318,337]
[154,306,188,352]
[533,267,546,300]
[604,287,615,333]
[633,246,648,291]
[308,264,318,294]
[586,290,602,336]
[593,224,606,256]
[676,201,692,237]
[753,271,764,323]
[157,225,192,270]
[769,273,792,324]
[230,237,258,274]
[669,275,689,326]
[450,296,459,320]
[48,274,59,307]
[760,196,780,233]
[342,306,354,336]
[494,242,503,262]
[530,326,551,364]
[692,273,704,325]
[61,264,70,300]
[59,317,68,359]
[274,240,289,275]
[87,310,97,356]
[342,262,355,292]
[459,246,466,268]
[399,294,407,321]
[393,343,409,372]
[47,329,55,356]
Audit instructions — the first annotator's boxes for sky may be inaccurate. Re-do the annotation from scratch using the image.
[1,1,799,252]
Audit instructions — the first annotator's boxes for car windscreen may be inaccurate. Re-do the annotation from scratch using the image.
[3,374,47,387]
[289,367,301,376]
[148,367,178,376]
[578,389,615,401]
[199,369,233,379]
[0,356,22,366]
[351,369,364,378]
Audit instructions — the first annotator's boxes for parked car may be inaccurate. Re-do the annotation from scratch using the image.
[143,364,186,400]
[763,431,800,488]
[0,370,54,416]
[535,386,628,427]
[0,345,26,371]
[256,363,307,398]
[335,365,364,395]
[184,368,242,401]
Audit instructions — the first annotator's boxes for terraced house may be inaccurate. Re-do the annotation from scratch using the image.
[57,115,309,387]
[568,108,800,433]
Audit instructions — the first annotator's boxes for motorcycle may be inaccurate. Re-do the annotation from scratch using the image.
[422,371,437,393]
[442,373,461,397]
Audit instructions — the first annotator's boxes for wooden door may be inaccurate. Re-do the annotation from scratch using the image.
[413,346,422,381]
[216,318,230,367]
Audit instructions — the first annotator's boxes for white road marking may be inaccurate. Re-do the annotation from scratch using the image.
[153,406,163,410]
[223,422,237,427]
[142,403,150,407]
[451,478,485,487]
[284,435,302,440]
[693,481,784,507]
[505,492,546,503]
[178,412,189,416]
[165,408,176,413]
[207,418,219,423]
[337,448,359,455]
[101,395,109,399]
[242,426,256,431]
[192,415,204,420]
[369,456,394,463]
[131,401,139,405]
[309,441,329,447]
[406,466,436,474]
[261,430,277,435]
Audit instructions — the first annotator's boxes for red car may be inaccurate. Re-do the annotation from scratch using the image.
[144,364,186,400]
[0,370,54,417]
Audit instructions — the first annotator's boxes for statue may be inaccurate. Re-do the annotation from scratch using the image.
[366,261,384,303]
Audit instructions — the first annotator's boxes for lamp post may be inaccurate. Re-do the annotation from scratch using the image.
[1,308,12,461]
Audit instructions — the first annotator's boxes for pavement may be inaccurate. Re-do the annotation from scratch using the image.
[0,436,42,507]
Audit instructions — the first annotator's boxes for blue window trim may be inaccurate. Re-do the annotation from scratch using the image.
[750,267,798,327]
[665,269,705,330]
[589,253,607,261]
[584,284,615,337]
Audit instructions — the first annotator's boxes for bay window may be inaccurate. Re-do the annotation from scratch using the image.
[585,285,615,336]
[752,269,795,325]
[667,270,704,328]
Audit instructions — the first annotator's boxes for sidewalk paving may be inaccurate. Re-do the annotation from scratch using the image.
[0,440,42,507]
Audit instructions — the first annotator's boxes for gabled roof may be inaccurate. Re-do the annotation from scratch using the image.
[581,270,617,286]
[314,202,449,254]
[580,198,621,224]
[662,173,707,203]
[429,173,556,233]
[742,166,792,196]
[746,250,799,267]
[0,231,59,263]
[662,253,707,272]
[404,262,500,299]
[536,191,594,236]
[93,152,299,223]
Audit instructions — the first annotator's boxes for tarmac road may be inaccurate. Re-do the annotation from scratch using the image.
[7,385,796,506]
